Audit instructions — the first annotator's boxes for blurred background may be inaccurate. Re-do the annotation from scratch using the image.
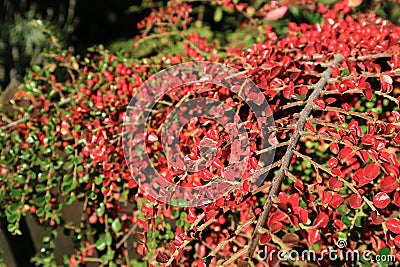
[0,0,154,92]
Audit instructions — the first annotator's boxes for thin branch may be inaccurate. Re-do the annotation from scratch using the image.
[245,54,344,260]
[209,218,255,257]
[300,131,347,145]
[313,106,387,124]
[255,141,290,155]
[0,116,28,130]
[116,224,137,249]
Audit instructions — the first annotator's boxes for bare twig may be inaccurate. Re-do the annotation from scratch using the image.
[116,224,137,249]
[0,116,28,130]
[245,54,343,260]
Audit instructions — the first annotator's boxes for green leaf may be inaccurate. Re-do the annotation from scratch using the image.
[96,203,105,217]
[214,7,223,23]
[42,236,51,243]
[36,197,46,207]
[96,239,107,251]
[94,175,103,185]
[379,247,391,257]
[35,184,46,193]
[65,194,76,205]
[172,209,179,218]
[341,215,351,226]
[7,223,17,233]
[10,189,21,198]
[7,213,20,223]
[105,232,112,246]
[112,219,121,233]
[341,68,350,76]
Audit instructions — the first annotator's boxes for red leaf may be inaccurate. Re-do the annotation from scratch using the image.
[174,233,184,247]
[270,66,282,78]
[381,152,398,166]
[138,218,149,232]
[348,194,362,209]
[361,134,374,145]
[330,143,339,154]
[212,158,224,169]
[339,147,354,162]
[278,192,288,204]
[187,208,197,223]
[313,99,326,109]
[283,86,294,100]
[332,167,342,178]
[266,6,288,20]
[156,251,169,263]
[147,133,158,143]
[304,122,315,132]
[394,235,400,248]
[195,259,207,267]
[294,181,304,192]
[293,206,308,224]
[128,180,137,189]
[328,177,342,190]
[288,195,300,208]
[216,197,224,207]
[325,97,336,105]
[386,218,400,234]
[342,103,351,112]
[328,157,338,168]
[260,233,272,244]
[250,157,258,169]
[364,87,373,101]
[313,212,329,229]
[334,219,344,229]
[248,92,264,105]
[330,65,340,78]
[307,229,321,245]
[363,162,380,180]
[268,211,286,225]
[270,221,284,233]
[392,110,400,121]
[200,170,213,182]
[394,192,400,207]
[380,176,398,193]
[268,132,279,146]
[371,211,384,225]
[373,192,391,209]
[330,194,344,208]
[380,74,393,84]
[358,150,369,163]
[137,244,147,256]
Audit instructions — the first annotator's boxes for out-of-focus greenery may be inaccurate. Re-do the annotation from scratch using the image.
[0,0,76,91]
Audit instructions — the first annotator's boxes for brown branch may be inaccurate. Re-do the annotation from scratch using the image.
[116,224,137,249]
[0,116,28,130]
[313,106,386,124]
[245,54,343,260]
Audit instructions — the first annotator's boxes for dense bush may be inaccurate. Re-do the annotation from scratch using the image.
[1,0,400,266]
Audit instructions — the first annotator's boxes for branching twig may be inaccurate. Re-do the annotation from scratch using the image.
[245,54,344,260]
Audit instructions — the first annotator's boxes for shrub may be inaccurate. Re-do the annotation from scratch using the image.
[1,0,400,266]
